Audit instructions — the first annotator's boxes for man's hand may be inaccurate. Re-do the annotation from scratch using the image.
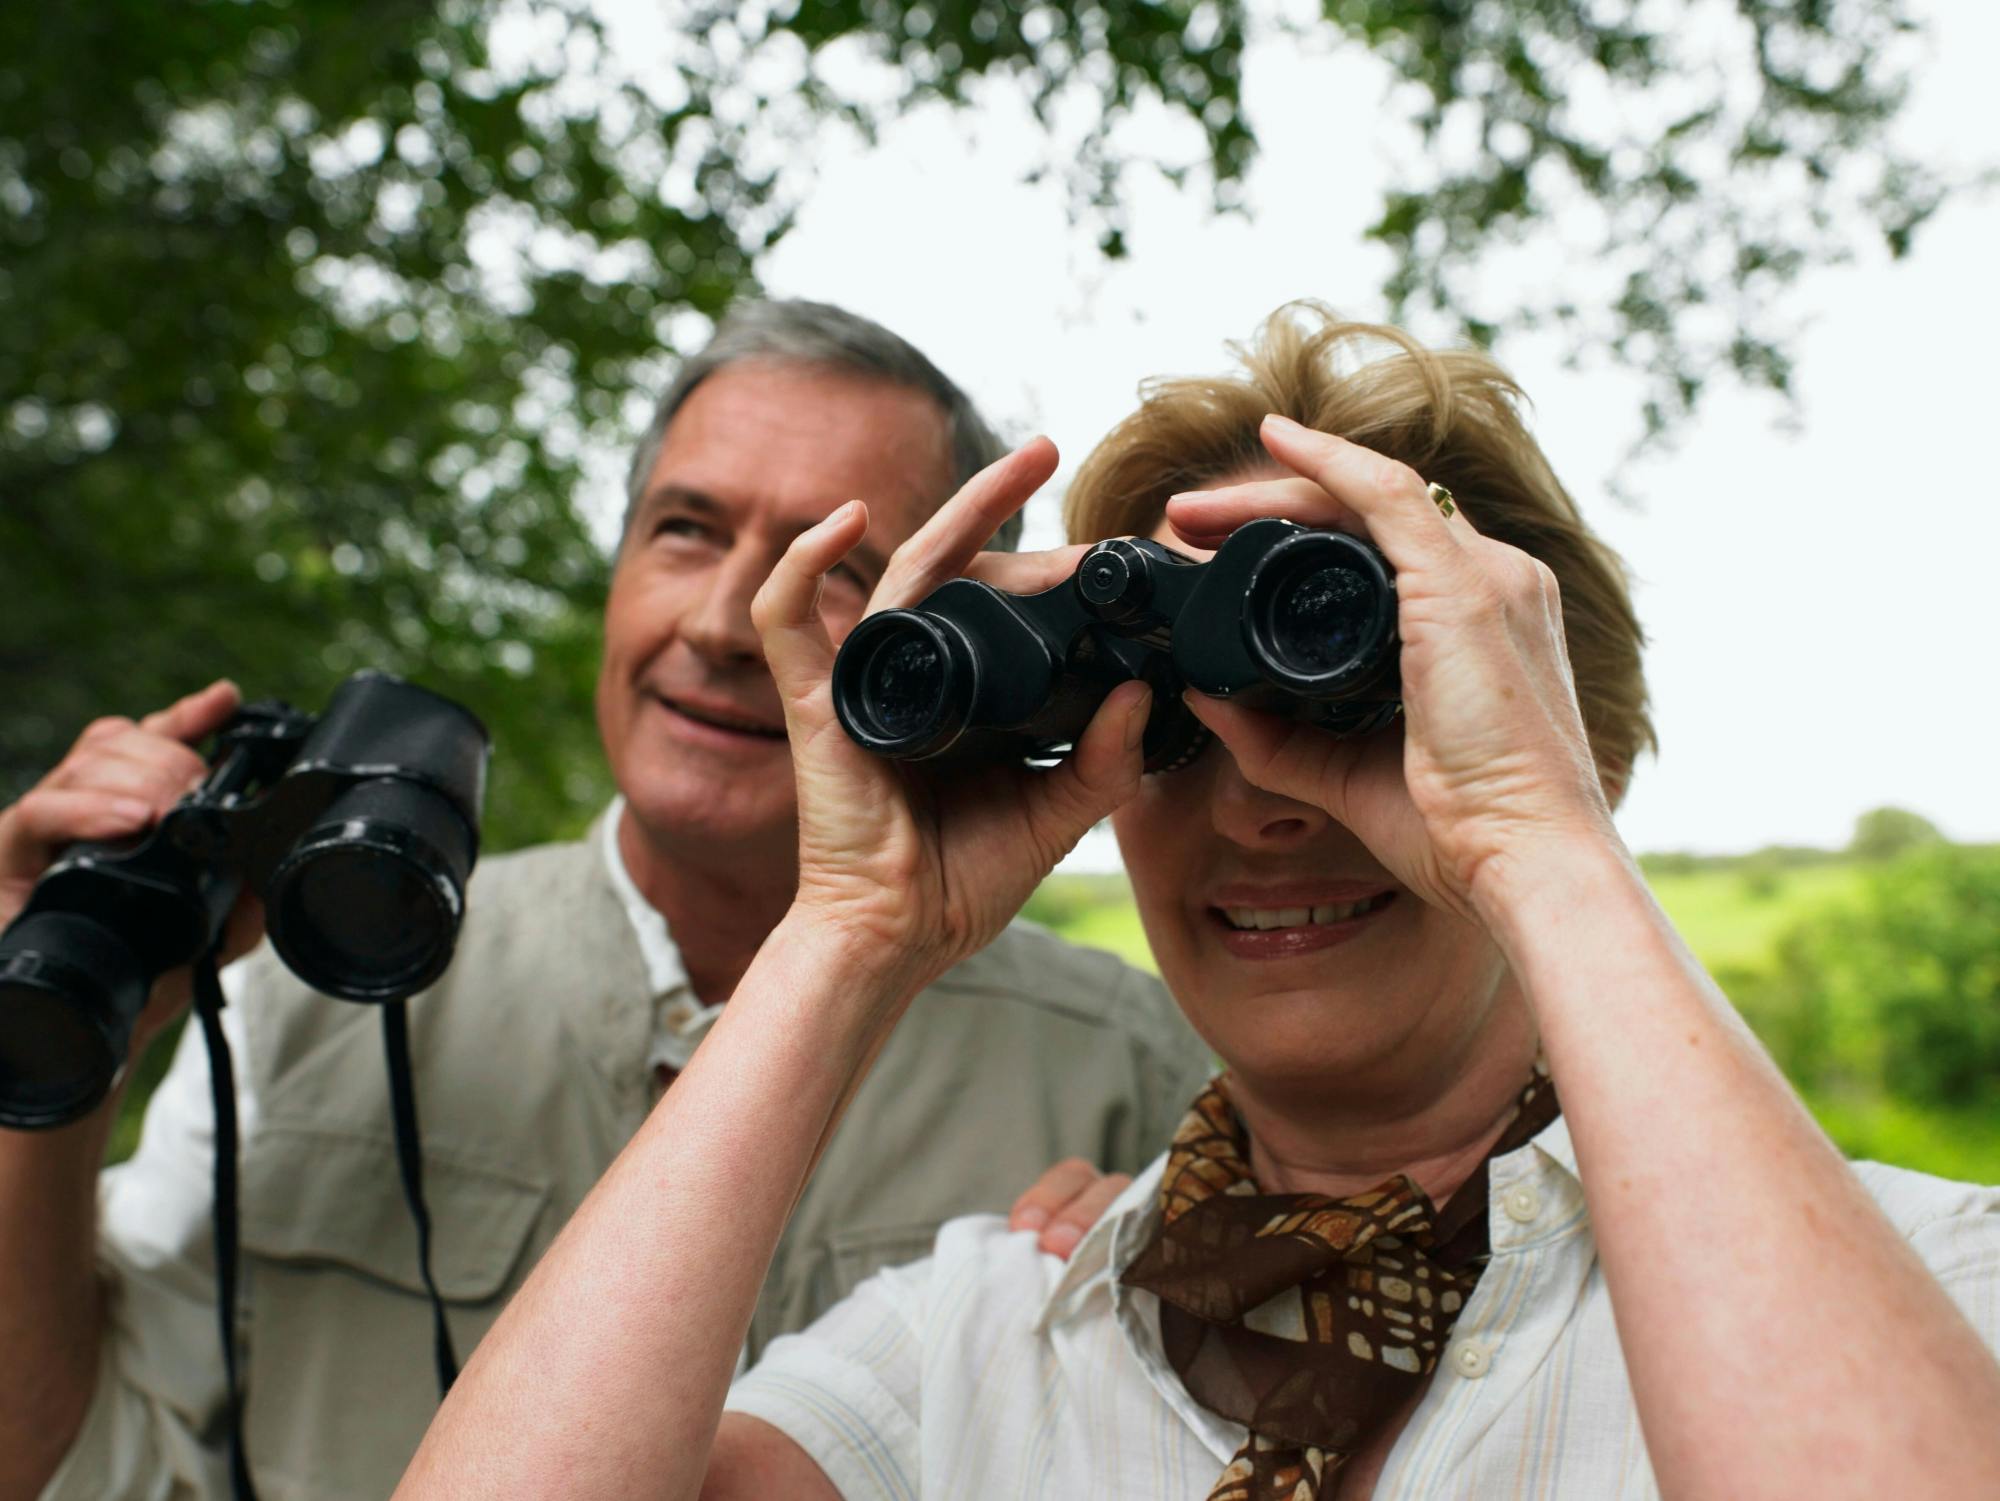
[0,680,260,1064]
[1008,1158,1132,1260]
[0,681,240,923]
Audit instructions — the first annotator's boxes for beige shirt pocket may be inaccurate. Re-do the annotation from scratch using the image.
[235,1124,550,1500]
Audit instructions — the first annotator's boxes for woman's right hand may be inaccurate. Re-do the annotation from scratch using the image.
[751,438,1152,1001]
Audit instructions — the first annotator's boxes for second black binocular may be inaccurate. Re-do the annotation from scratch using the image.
[0,672,490,1129]
[833,518,1401,771]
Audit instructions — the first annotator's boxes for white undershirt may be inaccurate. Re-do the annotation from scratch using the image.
[598,796,726,1077]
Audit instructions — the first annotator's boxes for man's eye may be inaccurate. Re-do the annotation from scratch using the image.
[830,562,872,594]
[654,517,712,542]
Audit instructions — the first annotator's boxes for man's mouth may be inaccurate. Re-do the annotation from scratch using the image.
[654,694,786,740]
[1216,893,1397,931]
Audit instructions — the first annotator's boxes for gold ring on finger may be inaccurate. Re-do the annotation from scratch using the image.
[1427,482,1457,519]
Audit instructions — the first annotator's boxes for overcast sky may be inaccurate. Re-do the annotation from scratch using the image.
[593,0,2000,867]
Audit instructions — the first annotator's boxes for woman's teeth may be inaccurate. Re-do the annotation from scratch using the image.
[1220,895,1392,931]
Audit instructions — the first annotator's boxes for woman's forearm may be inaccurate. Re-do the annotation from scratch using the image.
[393,911,923,1501]
[1476,839,2000,1499]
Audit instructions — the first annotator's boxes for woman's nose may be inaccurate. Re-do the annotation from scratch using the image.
[1206,749,1331,848]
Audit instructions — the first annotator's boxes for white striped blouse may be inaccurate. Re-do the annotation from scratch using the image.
[726,1117,2000,1499]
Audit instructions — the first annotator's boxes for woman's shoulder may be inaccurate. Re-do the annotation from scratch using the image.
[899,1159,1172,1333]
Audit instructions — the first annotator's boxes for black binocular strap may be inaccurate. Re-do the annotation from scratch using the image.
[381,998,462,1395]
[191,951,260,1501]
[191,973,461,1501]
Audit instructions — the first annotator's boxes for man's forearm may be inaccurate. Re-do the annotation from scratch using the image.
[395,909,924,1501]
[0,1106,117,1501]
[1477,839,2000,1499]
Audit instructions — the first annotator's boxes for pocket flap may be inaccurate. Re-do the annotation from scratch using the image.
[240,1123,548,1302]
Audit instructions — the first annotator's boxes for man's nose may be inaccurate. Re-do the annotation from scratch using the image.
[1206,748,1331,849]
[680,550,767,665]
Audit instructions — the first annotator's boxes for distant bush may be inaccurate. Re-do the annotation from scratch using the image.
[1846,806,1946,864]
[1742,844,2000,1111]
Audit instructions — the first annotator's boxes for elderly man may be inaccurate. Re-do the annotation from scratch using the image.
[0,300,1210,1501]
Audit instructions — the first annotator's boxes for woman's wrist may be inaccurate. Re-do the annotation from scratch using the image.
[766,903,941,1015]
[1464,825,1656,977]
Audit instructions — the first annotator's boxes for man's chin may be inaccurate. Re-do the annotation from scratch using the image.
[618,780,797,861]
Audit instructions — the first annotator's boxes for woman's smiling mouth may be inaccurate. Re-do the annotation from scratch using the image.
[1207,890,1398,958]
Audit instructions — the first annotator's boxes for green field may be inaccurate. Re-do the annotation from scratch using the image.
[1643,863,1867,972]
[1023,852,2000,1184]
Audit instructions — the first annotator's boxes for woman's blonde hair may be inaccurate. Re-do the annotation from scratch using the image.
[1062,302,1655,787]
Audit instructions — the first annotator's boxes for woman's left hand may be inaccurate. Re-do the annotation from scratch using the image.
[1166,414,1618,924]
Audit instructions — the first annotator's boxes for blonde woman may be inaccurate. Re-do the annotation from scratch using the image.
[397,307,2000,1501]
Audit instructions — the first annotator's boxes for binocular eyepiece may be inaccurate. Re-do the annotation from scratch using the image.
[833,518,1400,771]
[0,673,490,1129]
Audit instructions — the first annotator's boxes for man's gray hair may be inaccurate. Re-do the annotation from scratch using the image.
[622,299,1018,549]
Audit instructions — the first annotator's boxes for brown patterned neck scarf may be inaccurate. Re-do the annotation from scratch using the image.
[1120,1068,1560,1501]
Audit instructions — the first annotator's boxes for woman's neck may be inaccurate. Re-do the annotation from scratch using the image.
[1231,988,1543,1208]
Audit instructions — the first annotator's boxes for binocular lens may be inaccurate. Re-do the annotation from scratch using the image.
[861,633,947,742]
[833,612,975,758]
[0,913,147,1128]
[267,778,472,1003]
[1244,534,1396,694]
[1265,562,1372,674]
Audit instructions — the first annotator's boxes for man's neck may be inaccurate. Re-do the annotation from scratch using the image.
[615,805,797,1007]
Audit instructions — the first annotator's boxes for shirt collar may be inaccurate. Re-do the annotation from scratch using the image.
[598,797,690,1001]
[1034,1153,1168,1333]
[1525,1111,1580,1183]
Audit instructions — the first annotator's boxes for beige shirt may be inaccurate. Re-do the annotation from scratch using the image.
[729,1117,2000,1499]
[44,825,1209,1501]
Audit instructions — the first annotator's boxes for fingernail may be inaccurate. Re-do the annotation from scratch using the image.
[1042,1223,1082,1255]
[1263,413,1303,433]
[1124,688,1152,751]
[1014,1206,1049,1232]
[814,500,858,533]
[113,799,154,825]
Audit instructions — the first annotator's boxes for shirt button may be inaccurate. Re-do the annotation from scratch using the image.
[1452,1341,1492,1379]
[1503,1182,1542,1224]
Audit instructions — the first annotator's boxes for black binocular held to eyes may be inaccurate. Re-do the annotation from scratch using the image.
[833,518,1401,772]
[0,672,490,1130]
